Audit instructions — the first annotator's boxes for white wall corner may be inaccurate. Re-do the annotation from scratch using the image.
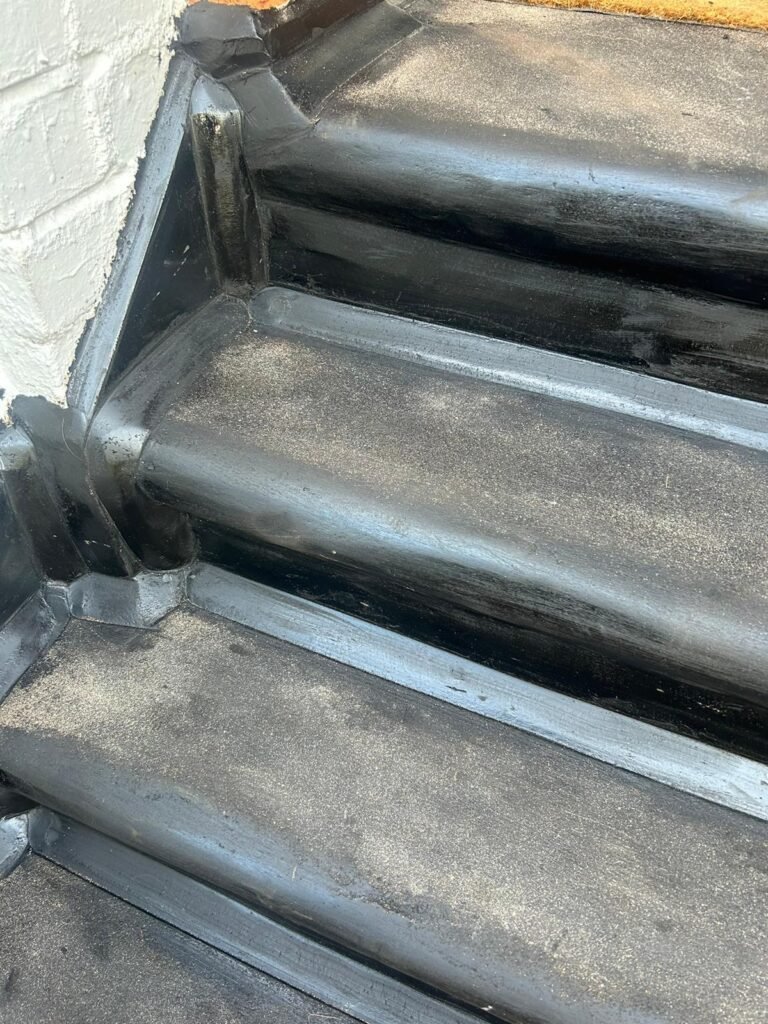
[0,0,186,422]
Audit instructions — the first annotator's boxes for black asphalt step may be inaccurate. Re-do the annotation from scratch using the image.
[97,289,768,757]
[0,853,349,1024]
[1,601,766,1024]
[229,0,768,398]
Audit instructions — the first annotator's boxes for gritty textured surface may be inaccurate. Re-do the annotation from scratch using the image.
[0,853,351,1023]
[1,606,767,1023]
[0,0,183,415]
[342,0,768,171]
[168,325,768,616]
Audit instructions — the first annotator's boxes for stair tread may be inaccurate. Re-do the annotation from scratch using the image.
[164,296,766,606]
[1,603,766,1024]
[329,0,768,174]
[252,0,768,298]
[137,292,768,720]
[0,853,345,1024]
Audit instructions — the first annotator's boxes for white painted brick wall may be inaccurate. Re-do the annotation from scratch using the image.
[0,0,185,418]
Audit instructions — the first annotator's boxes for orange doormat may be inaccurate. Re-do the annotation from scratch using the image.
[189,0,290,8]
[515,0,767,29]
[190,0,767,30]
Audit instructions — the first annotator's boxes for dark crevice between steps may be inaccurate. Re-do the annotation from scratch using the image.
[263,200,768,401]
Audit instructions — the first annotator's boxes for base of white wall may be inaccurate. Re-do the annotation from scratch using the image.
[0,0,185,416]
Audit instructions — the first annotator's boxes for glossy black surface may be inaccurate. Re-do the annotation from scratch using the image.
[12,399,136,577]
[0,434,42,628]
[256,117,768,303]
[192,524,768,762]
[266,200,768,400]
[0,426,83,584]
[190,78,261,292]
[104,129,217,387]
[69,56,213,416]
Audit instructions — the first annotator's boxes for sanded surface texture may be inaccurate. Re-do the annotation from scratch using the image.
[148,310,768,721]
[0,606,766,1023]
[0,854,351,1023]
[335,0,768,170]
[164,320,768,609]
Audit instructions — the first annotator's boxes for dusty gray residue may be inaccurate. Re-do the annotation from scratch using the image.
[0,854,350,1023]
[337,0,768,172]
[169,328,768,610]
[1,608,767,1023]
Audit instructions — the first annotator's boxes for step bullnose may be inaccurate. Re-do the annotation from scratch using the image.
[253,115,768,305]
[139,429,768,715]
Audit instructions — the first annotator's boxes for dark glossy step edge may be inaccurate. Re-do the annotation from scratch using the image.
[188,562,768,823]
[3,562,765,822]
[29,808,492,1024]
[0,590,67,704]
